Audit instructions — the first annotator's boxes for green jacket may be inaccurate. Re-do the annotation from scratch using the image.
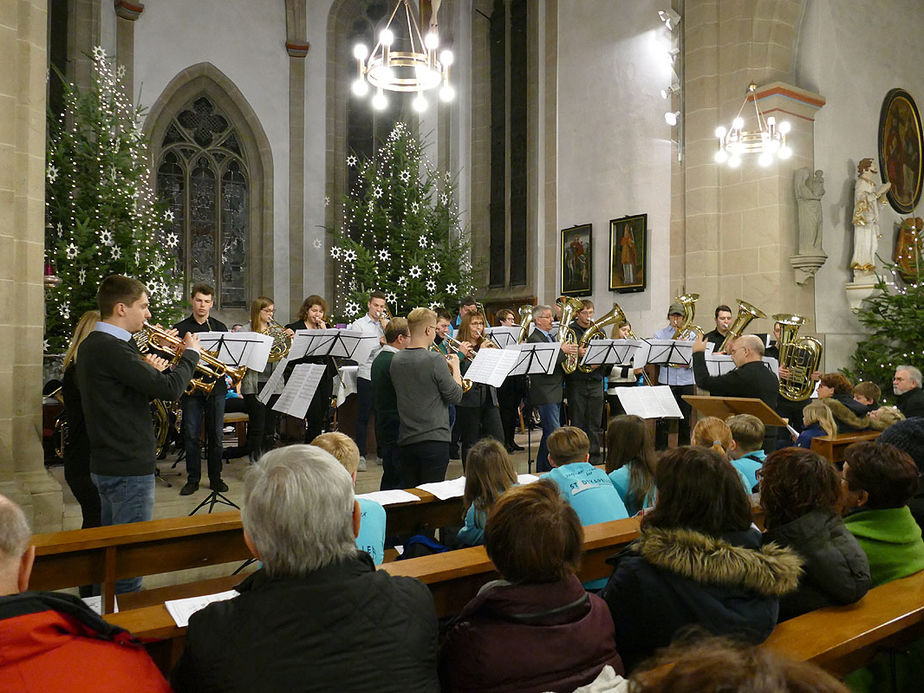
[844,506,924,587]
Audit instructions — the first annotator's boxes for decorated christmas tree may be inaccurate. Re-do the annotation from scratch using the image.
[845,247,924,403]
[329,122,474,320]
[44,46,182,352]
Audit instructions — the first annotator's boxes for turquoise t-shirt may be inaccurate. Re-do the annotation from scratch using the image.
[356,497,386,565]
[607,466,655,517]
[457,504,487,547]
[732,450,766,493]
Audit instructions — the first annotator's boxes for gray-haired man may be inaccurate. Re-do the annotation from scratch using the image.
[894,365,924,419]
[172,445,439,692]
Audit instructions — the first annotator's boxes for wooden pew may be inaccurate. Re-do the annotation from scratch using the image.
[764,570,924,676]
[811,430,881,465]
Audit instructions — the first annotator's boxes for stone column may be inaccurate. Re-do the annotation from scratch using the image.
[285,0,308,318]
[114,0,144,102]
[0,0,64,531]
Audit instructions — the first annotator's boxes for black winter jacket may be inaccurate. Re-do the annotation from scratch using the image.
[171,554,439,693]
[600,526,801,672]
[763,509,871,620]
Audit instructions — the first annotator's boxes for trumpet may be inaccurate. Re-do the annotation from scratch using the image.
[134,323,247,396]
[428,342,473,393]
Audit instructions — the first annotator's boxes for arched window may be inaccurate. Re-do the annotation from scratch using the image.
[156,96,249,308]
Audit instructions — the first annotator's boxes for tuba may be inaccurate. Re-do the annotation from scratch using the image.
[718,300,767,353]
[134,323,248,395]
[671,293,705,339]
[264,319,293,362]
[773,313,823,401]
[558,297,586,374]
[516,305,534,343]
[577,302,629,373]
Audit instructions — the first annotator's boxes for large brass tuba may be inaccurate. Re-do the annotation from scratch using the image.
[516,305,534,343]
[773,313,823,401]
[558,297,586,374]
[671,293,705,339]
[135,323,248,395]
[718,300,767,353]
[576,302,629,373]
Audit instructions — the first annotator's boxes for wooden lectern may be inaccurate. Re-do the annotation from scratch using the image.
[681,395,788,428]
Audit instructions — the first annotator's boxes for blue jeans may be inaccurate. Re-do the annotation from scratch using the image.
[91,473,155,593]
[536,402,561,473]
[182,393,226,485]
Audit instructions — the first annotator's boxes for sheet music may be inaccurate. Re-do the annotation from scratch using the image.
[257,356,289,403]
[580,339,641,368]
[465,348,520,387]
[417,476,466,500]
[349,331,382,365]
[517,473,540,484]
[292,328,373,360]
[616,385,683,419]
[165,590,239,628]
[273,363,327,418]
[356,489,421,505]
[700,354,780,378]
[82,595,118,615]
[507,342,561,376]
[484,326,520,348]
[197,331,272,371]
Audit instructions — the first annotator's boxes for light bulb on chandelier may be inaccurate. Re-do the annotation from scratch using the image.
[714,82,792,168]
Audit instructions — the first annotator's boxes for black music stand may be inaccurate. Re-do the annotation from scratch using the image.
[580,339,640,461]
[189,487,239,515]
[508,342,561,473]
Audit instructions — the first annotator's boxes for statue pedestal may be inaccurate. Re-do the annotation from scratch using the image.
[845,269,881,312]
[790,252,827,285]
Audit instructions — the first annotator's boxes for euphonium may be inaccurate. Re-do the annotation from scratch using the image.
[558,297,585,374]
[773,313,823,401]
[516,305,534,343]
[671,293,705,339]
[264,318,293,362]
[718,300,767,353]
[577,302,628,373]
[134,323,248,395]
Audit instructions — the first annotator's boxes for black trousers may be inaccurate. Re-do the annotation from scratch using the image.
[399,440,450,487]
[355,377,374,457]
[455,402,504,469]
[379,441,403,490]
[567,378,605,462]
[498,376,525,448]
[655,384,694,448]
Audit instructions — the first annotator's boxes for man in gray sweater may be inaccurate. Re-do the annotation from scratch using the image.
[390,307,464,486]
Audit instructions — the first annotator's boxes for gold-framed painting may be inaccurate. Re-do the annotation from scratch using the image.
[561,224,592,297]
[878,88,923,214]
[609,214,647,293]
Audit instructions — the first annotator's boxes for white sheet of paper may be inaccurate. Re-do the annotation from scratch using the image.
[700,354,780,378]
[82,595,118,615]
[484,326,520,348]
[350,332,381,365]
[465,348,520,387]
[165,590,239,628]
[356,489,422,505]
[417,476,466,500]
[517,473,540,484]
[273,363,327,418]
[644,339,693,366]
[507,342,561,376]
[616,385,683,419]
[205,331,273,371]
[257,356,288,403]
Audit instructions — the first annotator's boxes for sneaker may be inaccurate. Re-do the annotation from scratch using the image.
[358,456,367,471]
[210,479,229,492]
[180,481,199,496]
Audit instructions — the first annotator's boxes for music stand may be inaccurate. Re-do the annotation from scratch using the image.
[291,328,375,361]
[508,342,561,473]
[701,353,780,378]
[189,487,239,515]
[640,339,693,447]
[579,340,639,462]
[483,326,519,348]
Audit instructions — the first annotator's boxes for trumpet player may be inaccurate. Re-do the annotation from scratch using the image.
[349,290,388,468]
[566,300,605,463]
[286,295,337,444]
[454,312,504,465]
[451,296,478,332]
[652,302,695,447]
[174,283,229,497]
[76,275,200,592]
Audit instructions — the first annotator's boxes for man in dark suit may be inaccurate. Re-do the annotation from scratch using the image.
[527,304,579,472]
[691,333,779,409]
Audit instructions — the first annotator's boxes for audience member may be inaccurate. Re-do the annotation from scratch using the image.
[877,417,924,529]
[725,414,767,491]
[853,380,881,412]
[795,401,836,449]
[600,446,801,672]
[0,494,171,692]
[816,372,889,434]
[171,445,439,692]
[605,414,657,515]
[311,432,386,565]
[691,416,753,493]
[759,448,870,620]
[629,636,848,693]
[893,365,924,419]
[842,442,924,586]
[457,439,517,547]
[439,480,624,692]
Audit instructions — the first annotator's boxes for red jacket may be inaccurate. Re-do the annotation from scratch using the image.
[0,591,171,693]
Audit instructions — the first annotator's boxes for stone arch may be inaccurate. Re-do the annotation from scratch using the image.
[144,62,274,310]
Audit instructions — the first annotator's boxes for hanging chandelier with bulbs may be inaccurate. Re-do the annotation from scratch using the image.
[714,82,792,168]
[352,0,454,112]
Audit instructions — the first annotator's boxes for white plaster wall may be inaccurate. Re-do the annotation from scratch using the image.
[556,0,673,336]
[795,0,924,370]
[131,0,291,307]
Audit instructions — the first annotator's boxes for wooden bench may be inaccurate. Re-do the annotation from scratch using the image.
[764,570,924,676]
[811,430,881,465]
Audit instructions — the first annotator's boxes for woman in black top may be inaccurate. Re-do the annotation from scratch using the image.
[285,295,337,443]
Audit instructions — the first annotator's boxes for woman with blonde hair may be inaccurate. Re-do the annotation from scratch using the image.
[692,416,753,493]
[795,401,836,449]
[457,439,518,546]
[61,310,102,535]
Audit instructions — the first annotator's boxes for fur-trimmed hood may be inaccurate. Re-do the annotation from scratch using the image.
[633,527,802,597]
[822,397,890,431]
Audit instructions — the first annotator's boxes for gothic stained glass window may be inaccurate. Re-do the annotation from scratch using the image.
[155,96,249,308]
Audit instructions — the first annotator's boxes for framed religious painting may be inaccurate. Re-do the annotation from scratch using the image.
[878,88,923,214]
[609,213,647,293]
[561,224,592,296]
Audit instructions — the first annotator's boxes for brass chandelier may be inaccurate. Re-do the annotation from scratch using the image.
[352,0,455,112]
[714,82,792,168]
